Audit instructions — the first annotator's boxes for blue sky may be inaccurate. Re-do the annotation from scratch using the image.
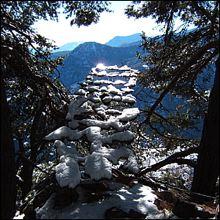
[33,1,165,47]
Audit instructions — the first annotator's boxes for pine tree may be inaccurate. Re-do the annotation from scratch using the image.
[0,1,110,217]
[125,1,219,196]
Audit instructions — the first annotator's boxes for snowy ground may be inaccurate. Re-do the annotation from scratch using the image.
[15,64,201,219]
[35,181,173,219]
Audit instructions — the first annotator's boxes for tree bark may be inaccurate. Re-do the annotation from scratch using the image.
[0,81,16,219]
[191,57,219,196]
[20,98,45,199]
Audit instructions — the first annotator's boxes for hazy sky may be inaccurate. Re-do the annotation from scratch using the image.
[33,1,164,47]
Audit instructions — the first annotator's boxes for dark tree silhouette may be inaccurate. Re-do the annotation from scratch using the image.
[191,56,219,196]
[0,1,110,217]
[1,80,16,219]
[126,1,219,196]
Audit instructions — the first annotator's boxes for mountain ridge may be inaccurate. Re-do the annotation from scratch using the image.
[106,33,142,47]
[56,41,144,90]
[53,41,83,52]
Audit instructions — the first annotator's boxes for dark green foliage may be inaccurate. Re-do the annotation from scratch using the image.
[1,1,110,216]
[125,1,219,142]
[1,81,16,219]
[63,1,111,26]
[125,1,219,196]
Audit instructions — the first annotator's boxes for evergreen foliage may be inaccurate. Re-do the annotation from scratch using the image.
[125,1,219,196]
[0,1,110,218]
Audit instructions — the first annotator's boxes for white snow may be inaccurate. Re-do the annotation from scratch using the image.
[55,156,81,188]
[36,183,167,219]
[83,126,102,142]
[117,108,140,122]
[86,75,93,80]
[114,79,126,85]
[106,65,118,70]
[55,140,79,160]
[121,87,134,93]
[93,79,127,86]
[121,71,137,77]
[86,79,93,84]
[44,64,142,200]
[75,89,87,95]
[13,211,25,219]
[87,86,100,92]
[93,70,119,77]
[102,95,112,103]
[102,130,135,144]
[112,95,122,102]
[106,72,119,77]
[96,63,106,70]
[100,86,108,91]
[80,117,130,131]
[124,77,137,87]
[118,65,130,71]
[93,80,112,85]
[95,146,132,165]
[107,85,122,95]
[85,152,112,180]
[45,126,82,141]
[47,126,135,150]
[105,109,122,115]
[36,65,170,220]
[122,94,136,104]
[92,70,107,76]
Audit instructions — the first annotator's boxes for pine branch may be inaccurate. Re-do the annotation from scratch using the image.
[138,147,199,176]
[141,40,218,126]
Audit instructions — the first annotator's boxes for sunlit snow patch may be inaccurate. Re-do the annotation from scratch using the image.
[36,183,168,219]
[55,155,81,188]
[85,152,112,180]
[13,211,25,219]
[96,63,106,70]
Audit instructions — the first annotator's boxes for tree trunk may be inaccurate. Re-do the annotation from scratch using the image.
[0,81,16,219]
[191,57,219,196]
[20,159,34,199]
[20,98,45,199]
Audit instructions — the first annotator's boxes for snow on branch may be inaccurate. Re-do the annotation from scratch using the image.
[85,152,112,180]
[45,65,140,187]
[138,147,199,176]
[80,117,130,131]
[55,156,81,188]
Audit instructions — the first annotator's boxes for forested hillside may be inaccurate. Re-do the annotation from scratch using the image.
[54,42,144,90]
[1,1,219,219]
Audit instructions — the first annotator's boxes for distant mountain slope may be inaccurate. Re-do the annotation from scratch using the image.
[106,33,142,47]
[51,51,70,59]
[53,42,83,52]
[120,40,142,47]
[57,42,144,90]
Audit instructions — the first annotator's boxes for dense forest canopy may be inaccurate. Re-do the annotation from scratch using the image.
[0,1,219,219]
